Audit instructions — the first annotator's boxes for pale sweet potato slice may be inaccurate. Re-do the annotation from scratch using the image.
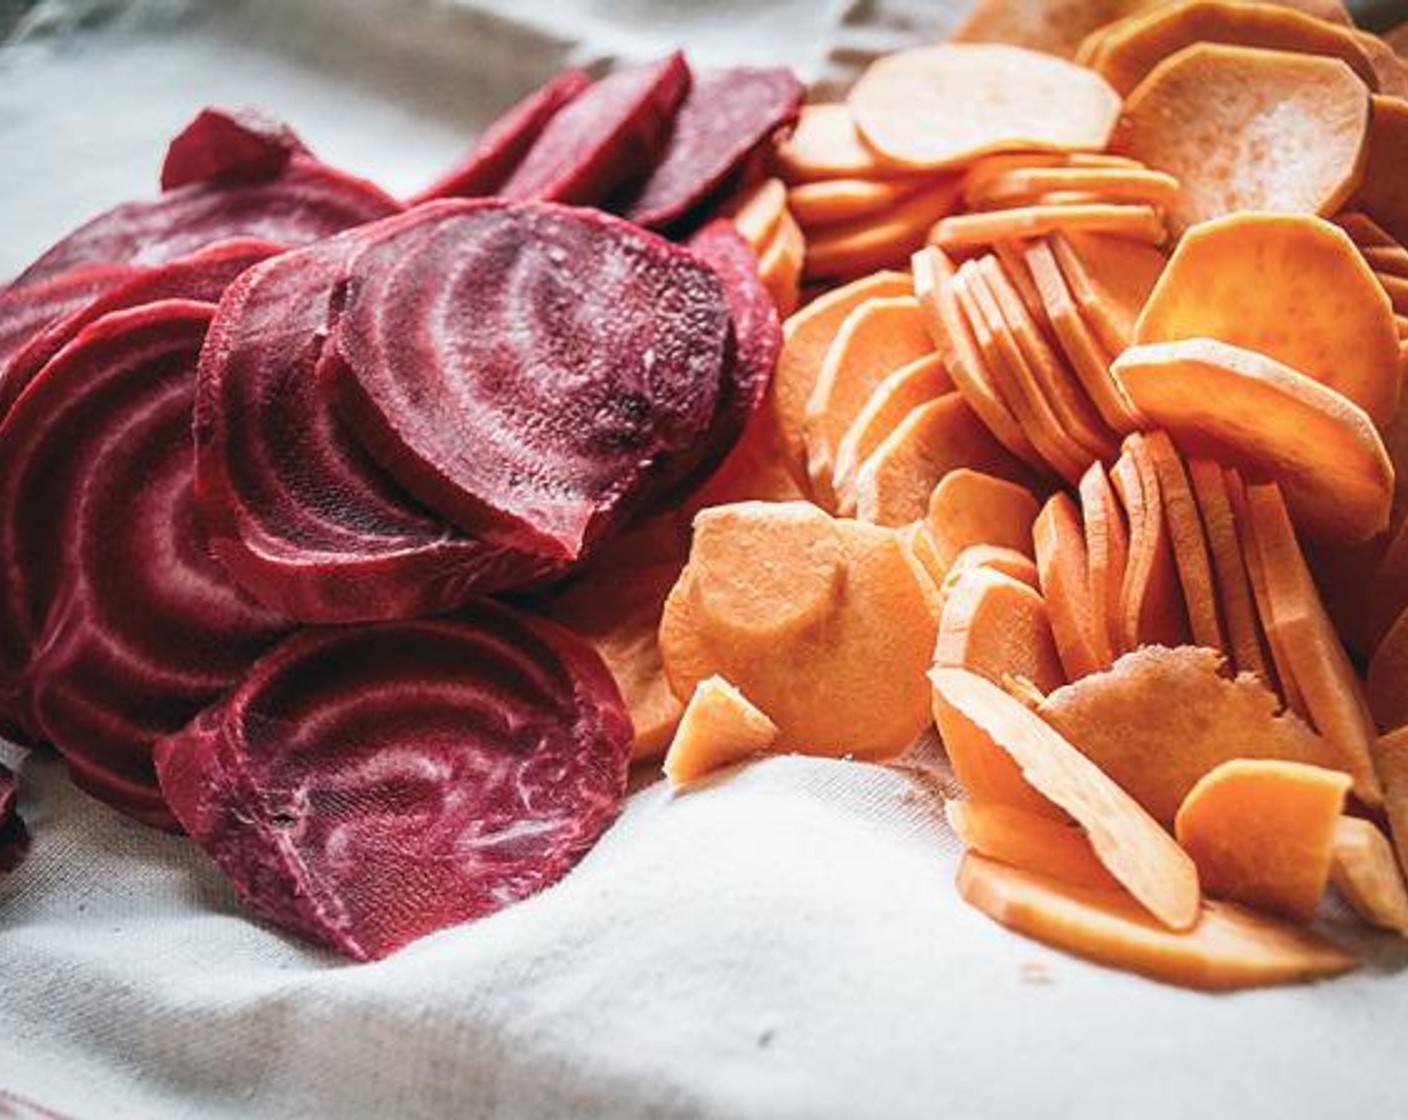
[1112,44,1372,236]
[758,208,805,317]
[932,667,1200,928]
[849,45,1121,171]
[931,204,1166,253]
[805,179,963,281]
[925,468,1040,577]
[725,177,788,253]
[967,166,1181,210]
[1040,646,1343,826]
[663,675,779,788]
[788,177,927,228]
[853,392,1031,526]
[1034,493,1106,680]
[1351,95,1408,249]
[775,104,901,183]
[1049,231,1165,358]
[1079,462,1129,665]
[939,543,1040,598]
[803,295,935,499]
[937,567,1066,694]
[948,0,1165,60]
[1111,435,1190,651]
[1175,759,1349,922]
[773,270,912,486]
[1133,213,1401,428]
[1367,606,1408,733]
[1330,816,1408,935]
[957,852,1357,990]
[945,799,1118,889]
[1112,338,1393,543]
[1144,432,1225,652]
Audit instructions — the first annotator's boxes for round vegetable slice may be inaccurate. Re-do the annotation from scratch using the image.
[160,106,311,191]
[950,0,1167,60]
[774,104,903,182]
[1112,44,1371,236]
[849,44,1121,171]
[153,604,633,960]
[1350,95,1408,250]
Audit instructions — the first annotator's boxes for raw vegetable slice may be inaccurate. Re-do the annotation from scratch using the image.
[805,179,962,280]
[965,166,1180,210]
[1367,607,1408,733]
[1133,213,1401,428]
[1337,210,1400,248]
[725,176,788,252]
[1079,461,1128,664]
[623,67,804,229]
[948,0,1164,60]
[154,604,632,960]
[1111,338,1393,543]
[1365,244,1408,278]
[757,208,805,316]
[0,264,141,389]
[925,468,1040,578]
[930,203,1165,252]
[788,177,926,228]
[936,566,1066,694]
[957,853,1356,990]
[944,544,1040,590]
[775,104,903,182]
[1330,817,1408,934]
[410,70,592,203]
[1048,231,1164,357]
[1144,432,1224,652]
[1034,493,1105,679]
[849,44,1121,171]
[1111,435,1189,652]
[1350,95,1408,248]
[945,799,1118,889]
[1174,759,1349,923]
[1111,44,1371,236]
[499,52,691,206]
[331,200,731,562]
[160,106,311,191]
[931,668,1200,929]
[1374,728,1408,875]
[663,675,779,787]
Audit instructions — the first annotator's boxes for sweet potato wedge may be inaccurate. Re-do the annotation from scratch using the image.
[945,799,1118,889]
[936,566,1066,695]
[925,468,1040,578]
[805,179,963,281]
[1330,816,1408,935]
[664,675,779,788]
[1034,492,1105,680]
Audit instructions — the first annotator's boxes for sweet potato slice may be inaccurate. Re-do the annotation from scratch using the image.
[945,799,1117,889]
[925,468,1040,575]
[849,44,1121,171]
[957,852,1357,990]
[788,177,926,228]
[937,543,1040,598]
[1111,435,1190,651]
[948,0,1165,60]
[1367,606,1408,733]
[1112,44,1372,236]
[1351,95,1408,249]
[1049,232,1165,358]
[1175,759,1349,922]
[854,392,1031,526]
[1330,816,1408,935]
[1365,244,1408,279]
[1144,432,1224,652]
[1079,462,1129,665]
[1134,213,1401,428]
[772,270,913,487]
[758,208,805,317]
[1033,493,1105,680]
[1112,339,1393,543]
[805,179,963,281]
[937,567,1066,694]
[1375,270,1408,316]
[1040,646,1343,826]
[1373,728,1408,876]
[775,104,901,182]
[932,668,1201,928]
[725,177,788,253]
[931,204,1166,253]
[1337,210,1400,248]
[663,675,779,788]
[967,166,1181,210]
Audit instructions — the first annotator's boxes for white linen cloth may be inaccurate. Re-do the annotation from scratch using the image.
[3,3,1407,1117]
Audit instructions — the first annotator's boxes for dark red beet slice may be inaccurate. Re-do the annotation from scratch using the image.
[0,238,281,423]
[11,157,399,291]
[498,52,691,207]
[0,263,140,377]
[0,301,293,827]
[329,200,731,562]
[620,68,804,231]
[195,223,553,623]
[0,763,28,873]
[410,70,593,204]
[161,107,312,191]
[154,604,633,960]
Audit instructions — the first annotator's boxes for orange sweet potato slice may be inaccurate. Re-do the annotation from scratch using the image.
[1244,482,1383,805]
[805,179,963,281]
[758,208,805,317]
[1091,0,1379,96]
[945,799,1118,890]
[948,0,1164,60]
[804,295,935,499]
[1174,759,1349,923]
[1111,434,1190,651]
[1048,231,1165,356]
[1079,462,1128,665]
[957,852,1357,990]
[1364,244,1408,278]
[1040,645,1344,826]
[1373,728,1408,876]
[1133,213,1401,428]
[1144,431,1225,652]
[1357,31,1408,100]
[663,675,780,788]
[937,566,1066,694]
[1367,606,1408,733]
[787,177,927,229]
[775,103,902,183]
[1375,270,1408,316]
[1337,210,1400,248]
[1111,338,1393,544]
[912,246,1046,470]
[1112,44,1372,236]
[1033,493,1106,680]
[1351,95,1408,249]
[773,270,913,487]
[932,667,1201,929]
[849,44,1121,171]
[925,468,1040,576]
[966,166,1181,211]
[938,543,1040,597]
[931,204,1166,253]
[725,176,788,253]
[661,503,940,758]
[1330,816,1408,935]
[853,392,1032,526]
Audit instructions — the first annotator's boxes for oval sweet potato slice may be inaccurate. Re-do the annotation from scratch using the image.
[930,203,1166,253]
[1367,606,1408,734]
[1350,95,1408,249]
[725,177,788,253]
[757,207,806,317]
[1144,431,1225,653]
[949,0,1165,60]
[805,179,963,281]
[774,104,906,183]
[664,675,779,788]
[946,799,1118,889]
[1112,44,1371,236]
[1034,492,1105,680]
[1049,231,1165,358]
[1079,461,1129,665]
[788,177,927,229]
[937,567,1066,694]
[926,467,1040,578]
[1330,816,1408,935]
[1111,434,1190,652]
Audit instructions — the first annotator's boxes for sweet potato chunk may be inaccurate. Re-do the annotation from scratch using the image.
[945,799,1118,889]
[663,675,779,788]
[1133,213,1401,428]
[849,45,1121,171]
[805,179,963,281]
[1330,817,1408,935]
[1034,492,1105,680]
[932,667,1201,929]
[1040,646,1341,826]
[957,852,1357,990]
[1351,95,1408,249]
[1112,44,1372,236]
[1174,759,1349,922]
[925,468,1040,578]
[937,567,1066,695]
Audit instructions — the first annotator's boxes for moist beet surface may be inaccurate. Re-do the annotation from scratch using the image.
[0,264,141,384]
[499,52,691,207]
[329,199,732,562]
[621,67,803,231]
[0,301,294,827]
[410,70,593,204]
[154,603,633,960]
[161,107,312,191]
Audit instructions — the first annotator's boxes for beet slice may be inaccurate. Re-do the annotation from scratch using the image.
[0,263,140,377]
[410,70,593,204]
[0,238,281,422]
[329,199,731,562]
[0,763,28,873]
[498,52,691,207]
[620,68,804,231]
[161,107,312,191]
[154,604,633,960]
[0,300,293,827]
[195,224,553,623]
